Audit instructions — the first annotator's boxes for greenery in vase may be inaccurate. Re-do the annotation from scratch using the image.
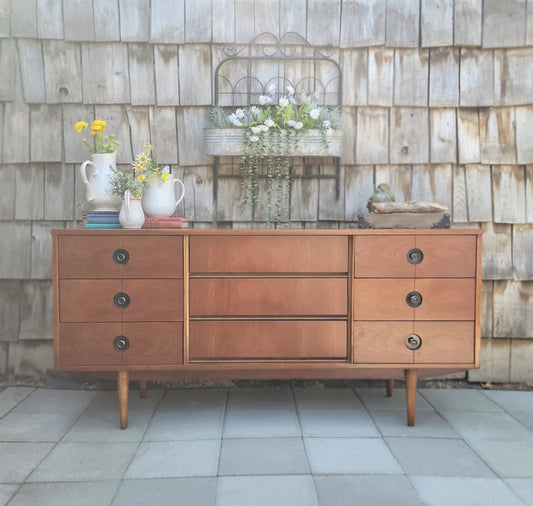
[73,119,121,154]
[207,85,341,225]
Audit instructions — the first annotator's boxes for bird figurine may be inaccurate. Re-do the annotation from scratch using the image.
[367,183,395,213]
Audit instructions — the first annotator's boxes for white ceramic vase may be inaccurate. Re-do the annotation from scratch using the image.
[79,152,122,211]
[141,177,185,217]
[119,190,145,229]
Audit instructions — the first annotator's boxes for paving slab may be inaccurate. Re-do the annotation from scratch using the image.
[0,442,53,483]
[355,387,433,410]
[0,412,80,442]
[11,388,98,415]
[483,390,533,412]
[157,388,227,412]
[0,387,34,418]
[505,478,533,506]
[420,388,504,412]
[223,408,301,438]
[293,387,365,410]
[468,440,533,478]
[298,407,380,437]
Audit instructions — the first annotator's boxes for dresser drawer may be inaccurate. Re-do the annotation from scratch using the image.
[58,235,183,279]
[354,321,475,364]
[190,236,348,273]
[190,320,347,360]
[353,278,476,321]
[190,278,347,316]
[354,235,477,278]
[59,279,183,322]
[58,322,182,367]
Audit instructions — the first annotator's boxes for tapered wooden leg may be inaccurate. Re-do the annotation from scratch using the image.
[386,379,394,398]
[139,379,147,398]
[118,371,129,430]
[404,369,417,427]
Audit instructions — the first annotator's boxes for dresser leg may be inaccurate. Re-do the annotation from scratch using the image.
[139,379,147,398]
[118,371,129,430]
[386,379,394,397]
[404,369,417,427]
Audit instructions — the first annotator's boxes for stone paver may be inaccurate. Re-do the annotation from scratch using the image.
[0,386,531,506]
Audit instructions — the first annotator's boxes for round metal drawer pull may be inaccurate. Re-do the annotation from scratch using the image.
[113,335,130,352]
[407,248,423,265]
[113,248,130,265]
[405,334,422,351]
[406,291,423,308]
[113,292,130,309]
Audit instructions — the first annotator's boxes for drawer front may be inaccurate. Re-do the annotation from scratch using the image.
[58,235,183,279]
[58,322,182,367]
[190,236,348,273]
[190,320,347,360]
[354,321,474,364]
[59,279,183,322]
[354,278,476,320]
[354,235,477,278]
[190,278,347,316]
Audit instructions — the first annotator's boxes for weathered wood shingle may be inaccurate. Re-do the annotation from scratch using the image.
[154,45,180,106]
[421,0,453,47]
[18,40,45,103]
[454,0,482,47]
[119,0,150,41]
[492,165,526,224]
[430,109,456,163]
[342,49,368,106]
[151,0,185,44]
[345,165,374,220]
[11,0,36,38]
[30,105,62,162]
[176,107,209,166]
[429,48,459,107]
[460,50,494,107]
[483,0,527,48]
[356,107,389,165]
[0,39,16,101]
[493,280,533,337]
[128,44,156,106]
[516,106,533,164]
[178,45,211,106]
[149,107,178,164]
[340,0,385,47]
[43,41,82,104]
[63,0,95,41]
[307,0,341,47]
[494,49,533,106]
[0,0,10,37]
[480,108,516,165]
[279,0,307,37]
[44,164,75,220]
[481,222,513,279]
[393,49,428,106]
[386,0,419,47]
[37,0,64,39]
[513,225,533,280]
[93,0,120,41]
[390,108,429,164]
[186,0,212,43]
[465,164,492,222]
[368,48,394,106]
[457,109,481,164]
[213,0,235,43]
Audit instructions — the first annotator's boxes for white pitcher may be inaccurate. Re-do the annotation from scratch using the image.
[141,175,186,217]
[119,190,145,229]
[79,152,122,211]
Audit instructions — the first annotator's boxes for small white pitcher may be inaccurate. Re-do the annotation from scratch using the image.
[79,152,122,211]
[141,175,186,217]
[119,190,145,229]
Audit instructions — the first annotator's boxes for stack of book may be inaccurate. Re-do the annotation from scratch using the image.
[142,216,189,229]
[83,211,121,229]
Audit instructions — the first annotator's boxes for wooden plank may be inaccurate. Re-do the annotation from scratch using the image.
[340,0,386,47]
[368,47,394,106]
[386,0,419,47]
[480,222,513,280]
[254,0,279,36]
[63,0,95,41]
[154,45,180,106]
[94,105,133,163]
[319,164,345,221]
[411,164,453,211]
[81,44,130,104]
[374,165,412,203]
[430,108,456,163]
[45,164,75,220]
[128,44,156,105]
[0,39,16,101]
[15,165,44,220]
[341,107,356,165]
[465,164,492,222]
[3,101,30,163]
[421,0,453,47]
[235,0,254,43]
[452,165,468,222]
[429,48,459,107]
[346,165,374,220]
[457,108,480,164]
[185,0,211,43]
[11,0,36,37]
[216,178,252,223]
[492,165,526,224]
[512,225,533,280]
[356,107,389,165]
[342,49,368,106]
[177,107,210,166]
[213,0,235,43]
[18,39,45,103]
[93,0,120,41]
[149,106,178,164]
[0,223,31,278]
[494,49,533,106]
[37,0,64,39]
[289,160,318,222]
[480,108,516,165]
[119,0,149,41]
[516,106,533,164]
[182,166,214,222]
[178,45,211,106]
[62,104,94,163]
[43,41,82,104]
[483,0,527,48]
[151,0,185,43]
[493,280,533,338]
[454,0,482,47]
[307,0,342,46]
[0,164,15,218]
[30,105,62,162]
[459,50,494,107]
[527,165,533,223]
[390,107,429,164]
[125,106,150,155]
[393,49,429,106]
[0,0,10,37]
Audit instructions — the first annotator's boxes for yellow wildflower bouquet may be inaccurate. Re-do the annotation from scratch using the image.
[73,119,121,154]
[132,142,170,183]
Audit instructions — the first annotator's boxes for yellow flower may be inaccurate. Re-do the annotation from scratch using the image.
[160,172,170,181]
[137,175,147,182]
[73,121,88,132]
[91,119,107,132]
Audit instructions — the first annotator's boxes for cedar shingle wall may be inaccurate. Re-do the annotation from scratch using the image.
[1,0,532,382]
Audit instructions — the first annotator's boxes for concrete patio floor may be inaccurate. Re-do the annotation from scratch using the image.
[0,384,532,505]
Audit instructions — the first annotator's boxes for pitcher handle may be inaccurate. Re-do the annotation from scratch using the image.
[173,178,186,208]
[124,190,131,219]
[80,160,96,202]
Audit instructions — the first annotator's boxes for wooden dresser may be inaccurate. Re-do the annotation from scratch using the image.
[52,228,482,428]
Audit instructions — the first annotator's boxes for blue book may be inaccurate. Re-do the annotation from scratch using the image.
[84,223,122,229]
